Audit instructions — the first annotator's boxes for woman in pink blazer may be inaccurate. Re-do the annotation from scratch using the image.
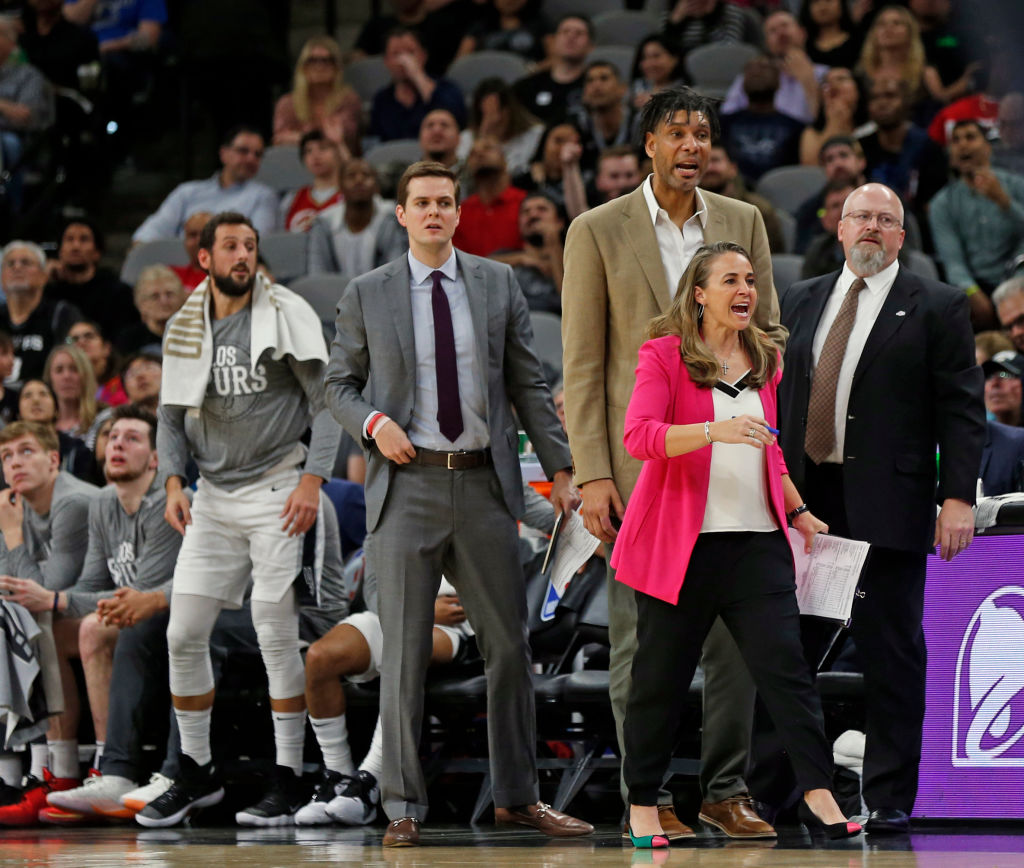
[614,242,860,847]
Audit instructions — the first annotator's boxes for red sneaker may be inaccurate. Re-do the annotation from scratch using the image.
[0,769,78,827]
[38,805,89,826]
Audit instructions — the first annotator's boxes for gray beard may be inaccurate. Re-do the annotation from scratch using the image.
[849,244,886,276]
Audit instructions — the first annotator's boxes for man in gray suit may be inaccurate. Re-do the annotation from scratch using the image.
[324,161,593,847]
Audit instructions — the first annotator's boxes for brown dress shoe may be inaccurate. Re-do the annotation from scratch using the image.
[699,795,777,839]
[495,802,594,837]
[382,817,421,847]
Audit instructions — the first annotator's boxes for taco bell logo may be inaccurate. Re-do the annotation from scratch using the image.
[953,586,1024,767]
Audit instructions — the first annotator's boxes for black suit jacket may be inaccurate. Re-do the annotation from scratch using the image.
[981,420,1024,496]
[778,266,985,553]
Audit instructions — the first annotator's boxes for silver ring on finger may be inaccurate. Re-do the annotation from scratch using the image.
[749,428,756,438]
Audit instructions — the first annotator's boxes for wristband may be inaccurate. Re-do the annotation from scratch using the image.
[368,412,388,438]
[965,284,981,298]
[704,420,713,445]
[52,591,59,613]
[787,504,810,522]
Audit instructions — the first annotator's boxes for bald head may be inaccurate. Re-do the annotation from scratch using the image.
[838,184,906,277]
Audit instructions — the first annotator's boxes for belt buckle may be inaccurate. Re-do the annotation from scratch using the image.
[447,451,457,470]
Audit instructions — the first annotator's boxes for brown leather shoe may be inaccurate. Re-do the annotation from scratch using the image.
[495,802,594,837]
[382,817,421,847]
[699,795,777,839]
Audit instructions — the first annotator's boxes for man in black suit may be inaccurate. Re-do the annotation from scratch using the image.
[769,182,985,833]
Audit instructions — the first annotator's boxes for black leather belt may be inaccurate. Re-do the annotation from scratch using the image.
[411,447,491,470]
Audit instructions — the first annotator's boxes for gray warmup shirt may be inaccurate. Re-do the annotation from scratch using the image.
[0,472,99,590]
[157,305,341,489]
[64,474,186,619]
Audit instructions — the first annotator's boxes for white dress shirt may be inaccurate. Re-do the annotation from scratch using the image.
[810,259,900,463]
[642,174,708,298]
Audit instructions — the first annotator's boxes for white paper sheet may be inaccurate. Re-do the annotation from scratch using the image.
[788,529,870,622]
[539,509,601,621]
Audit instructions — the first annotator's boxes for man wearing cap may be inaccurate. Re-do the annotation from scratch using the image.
[982,350,1023,428]
[979,349,1024,496]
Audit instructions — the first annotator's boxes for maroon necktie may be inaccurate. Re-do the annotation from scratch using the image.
[431,270,464,442]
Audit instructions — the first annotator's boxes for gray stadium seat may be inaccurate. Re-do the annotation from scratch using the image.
[256,145,313,194]
[345,55,389,106]
[290,273,348,323]
[592,10,660,46]
[684,42,761,98]
[775,208,796,253]
[364,139,422,171]
[447,52,528,101]
[529,310,563,379]
[261,232,308,284]
[545,0,623,20]
[588,46,634,83]
[772,253,805,297]
[905,249,939,281]
[121,239,188,285]
[756,165,827,216]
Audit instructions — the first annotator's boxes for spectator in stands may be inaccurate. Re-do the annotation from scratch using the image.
[20,0,100,91]
[0,421,98,827]
[0,15,54,185]
[44,343,110,447]
[591,144,643,204]
[994,92,1024,176]
[281,130,344,233]
[455,0,549,63]
[0,241,81,388]
[993,276,1024,354]
[982,350,1022,427]
[307,158,407,281]
[925,42,1015,147]
[418,107,462,171]
[513,121,588,220]
[702,142,786,252]
[908,0,980,106]
[120,352,161,413]
[132,126,278,242]
[975,328,1015,364]
[370,27,466,144]
[273,36,361,159]
[17,378,94,480]
[856,75,946,230]
[663,0,762,57]
[799,66,867,165]
[793,135,867,252]
[799,0,862,69]
[513,14,592,127]
[120,265,186,354]
[629,35,687,111]
[573,60,634,174]
[722,10,825,125]
[719,56,805,184]
[929,119,1024,326]
[0,331,16,424]
[90,413,113,482]
[452,136,526,257]
[45,218,141,343]
[800,178,857,277]
[169,211,211,291]
[456,78,542,180]
[351,0,483,78]
[856,5,951,121]
[67,320,127,407]
[490,192,564,314]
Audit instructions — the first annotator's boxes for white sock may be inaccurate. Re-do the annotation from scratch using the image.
[175,707,212,767]
[29,743,47,779]
[359,718,384,781]
[309,713,354,775]
[48,740,79,780]
[92,742,104,770]
[271,710,306,775]
[0,754,21,786]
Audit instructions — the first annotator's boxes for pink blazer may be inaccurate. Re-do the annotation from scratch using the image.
[610,335,790,604]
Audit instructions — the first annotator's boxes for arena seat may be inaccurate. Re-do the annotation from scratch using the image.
[592,10,660,46]
[685,43,761,99]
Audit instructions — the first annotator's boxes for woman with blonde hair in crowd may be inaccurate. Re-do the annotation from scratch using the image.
[43,344,111,449]
[273,35,361,158]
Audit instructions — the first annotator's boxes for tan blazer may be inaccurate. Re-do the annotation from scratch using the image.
[561,183,787,500]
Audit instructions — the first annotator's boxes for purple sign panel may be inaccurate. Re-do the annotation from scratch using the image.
[916,534,1024,818]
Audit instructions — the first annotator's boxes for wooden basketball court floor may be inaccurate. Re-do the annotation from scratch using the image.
[3,823,1024,867]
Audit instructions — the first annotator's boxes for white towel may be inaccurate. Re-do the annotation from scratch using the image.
[161,273,328,409]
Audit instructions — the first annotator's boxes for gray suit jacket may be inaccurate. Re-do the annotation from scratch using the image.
[325,250,571,531]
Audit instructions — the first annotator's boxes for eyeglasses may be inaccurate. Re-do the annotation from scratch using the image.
[842,210,902,230]
[1002,313,1024,332]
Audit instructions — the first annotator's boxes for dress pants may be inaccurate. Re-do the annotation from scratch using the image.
[366,462,539,821]
[607,554,756,804]
[623,531,832,806]
[749,461,927,814]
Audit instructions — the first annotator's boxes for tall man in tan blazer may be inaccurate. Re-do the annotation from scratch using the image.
[562,87,788,840]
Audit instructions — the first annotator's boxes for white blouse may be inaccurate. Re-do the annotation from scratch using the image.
[699,372,778,534]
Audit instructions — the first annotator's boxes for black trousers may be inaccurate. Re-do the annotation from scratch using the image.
[749,461,927,814]
[623,530,833,805]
